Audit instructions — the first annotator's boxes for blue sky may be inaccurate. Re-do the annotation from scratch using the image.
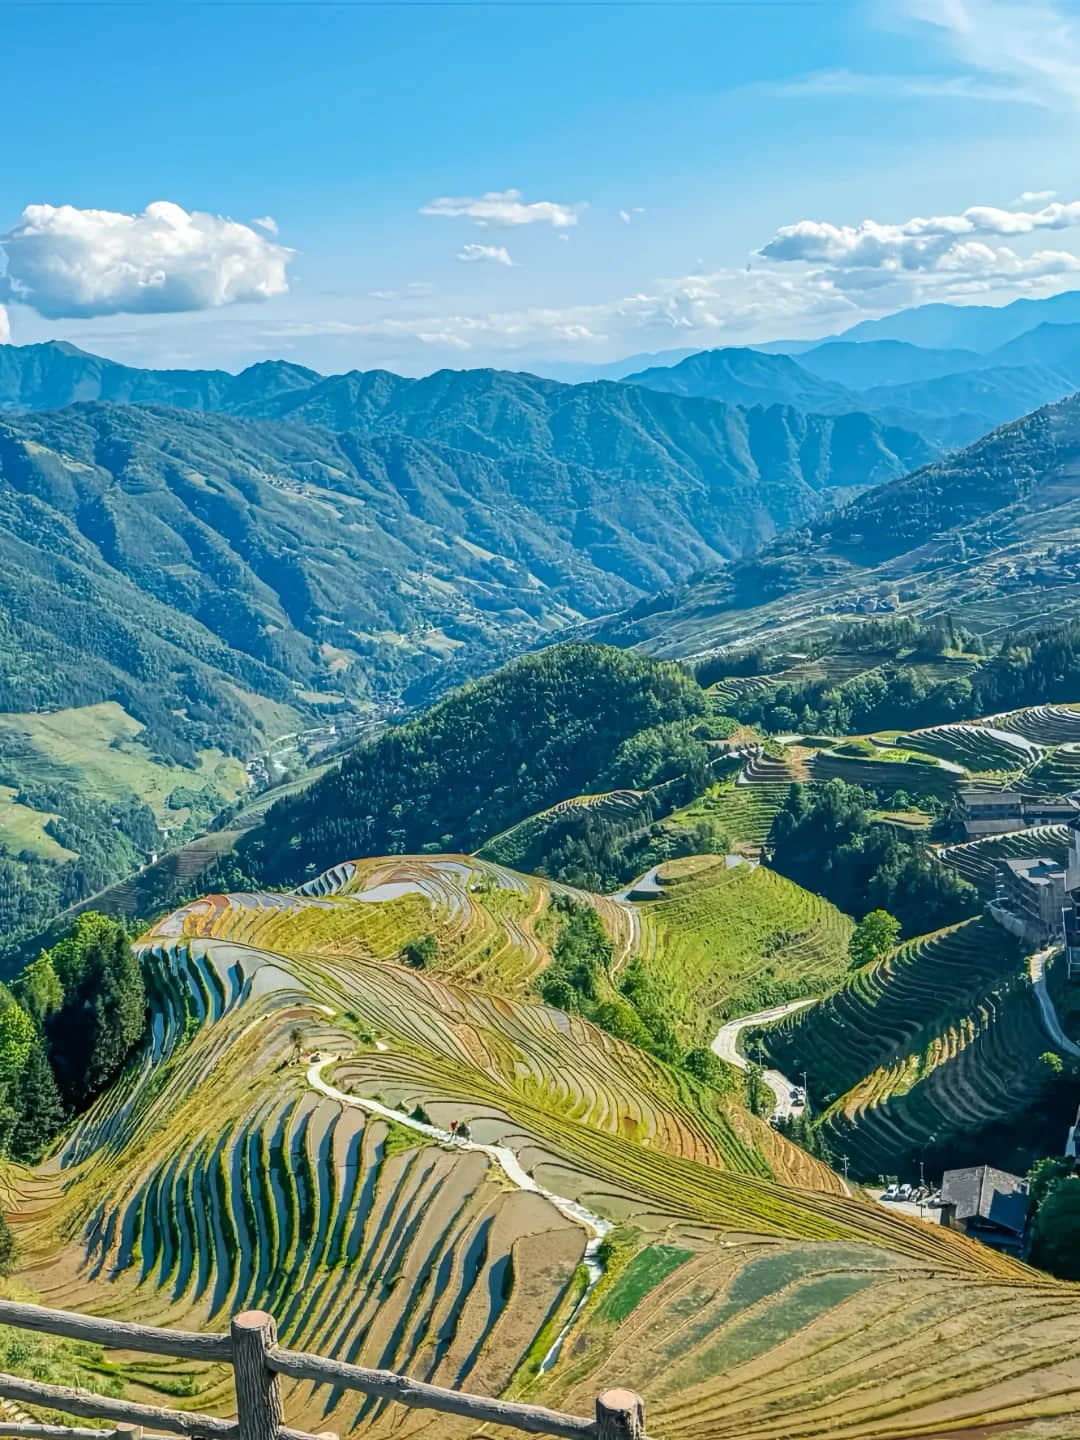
[2,0,1079,373]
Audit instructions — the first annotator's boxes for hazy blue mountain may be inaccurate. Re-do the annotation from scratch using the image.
[527,347,701,382]
[864,364,1076,448]
[795,339,984,390]
[0,341,320,414]
[986,322,1080,385]
[0,385,930,733]
[834,289,1080,353]
[623,347,862,412]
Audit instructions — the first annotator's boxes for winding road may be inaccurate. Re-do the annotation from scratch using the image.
[711,999,814,1119]
[1029,948,1080,1059]
[307,1056,610,1372]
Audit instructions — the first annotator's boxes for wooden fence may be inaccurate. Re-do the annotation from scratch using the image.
[0,1302,646,1440]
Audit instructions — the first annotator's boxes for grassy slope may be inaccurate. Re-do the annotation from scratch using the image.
[0,702,249,831]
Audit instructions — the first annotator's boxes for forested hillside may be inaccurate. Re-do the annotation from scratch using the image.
[240,645,709,883]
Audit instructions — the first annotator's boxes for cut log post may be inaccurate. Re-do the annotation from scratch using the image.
[231,1312,284,1440]
[595,1391,645,1440]
[113,1428,143,1440]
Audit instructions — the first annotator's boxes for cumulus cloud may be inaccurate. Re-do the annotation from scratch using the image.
[420,188,582,228]
[456,242,515,266]
[0,201,293,319]
[758,200,1080,290]
[1014,189,1058,205]
[250,215,280,235]
[0,305,9,344]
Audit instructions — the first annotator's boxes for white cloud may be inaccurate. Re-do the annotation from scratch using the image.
[250,215,280,235]
[368,281,435,301]
[0,201,293,319]
[758,66,1044,105]
[0,305,9,344]
[897,0,1080,111]
[1014,189,1058,205]
[758,200,1080,290]
[456,242,515,266]
[618,207,646,224]
[420,188,582,228]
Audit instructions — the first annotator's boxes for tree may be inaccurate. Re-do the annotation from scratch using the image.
[0,997,35,1092]
[0,1215,16,1277]
[8,1041,66,1163]
[402,935,437,970]
[744,1061,770,1117]
[13,955,63,1027]
[46,913,146,1107]
[683,1047,725,1086]
[849,910,901,970]
[1029,1177,1080,1279]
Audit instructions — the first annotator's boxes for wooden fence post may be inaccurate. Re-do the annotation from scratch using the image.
[231,1311,284,1440]
[113,1427,143,1440]
[595,1390,645,1440]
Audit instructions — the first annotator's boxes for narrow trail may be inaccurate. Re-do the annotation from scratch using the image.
[711,999,814,1120]
[1029,948,1080,1059]
[306,1056,610,1371]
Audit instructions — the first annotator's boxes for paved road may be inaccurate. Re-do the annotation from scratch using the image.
[1029,947,1080,1059]
[711,999,815,1119]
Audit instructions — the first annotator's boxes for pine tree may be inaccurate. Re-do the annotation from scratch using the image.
[8,1041,66,1163]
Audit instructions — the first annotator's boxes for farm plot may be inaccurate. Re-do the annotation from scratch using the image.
[173,856,638,995]
[12,868,1080,1440]
[763,918,1025,1114]
[898,724,1033,775]
[479,791,645,873]
[821,974,1053,1181]
[1023,743,1080,795]
[634,858,853,1035]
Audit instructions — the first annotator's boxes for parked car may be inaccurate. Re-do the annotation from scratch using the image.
[882,1185,900,1201]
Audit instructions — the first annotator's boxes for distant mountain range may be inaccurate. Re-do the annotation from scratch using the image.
[625,325,1080,447]
[0,357,931,765]
[596,386,1080,659]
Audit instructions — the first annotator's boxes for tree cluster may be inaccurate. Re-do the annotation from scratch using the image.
[768,780,977,936]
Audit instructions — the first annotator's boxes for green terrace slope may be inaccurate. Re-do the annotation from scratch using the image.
[8,862,1080,1440]
[759,916,1064,1179]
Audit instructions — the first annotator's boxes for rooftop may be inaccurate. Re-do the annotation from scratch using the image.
[1000,856,1065,886]
[940,1165,1029,1236]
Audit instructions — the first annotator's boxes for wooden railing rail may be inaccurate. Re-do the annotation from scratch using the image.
[0,1302,646,1440]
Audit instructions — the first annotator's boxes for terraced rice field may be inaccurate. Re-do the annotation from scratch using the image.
[9,863,1080,1440]
[820,973,1052,1180]
[168,855,639,994]
[898,723,1035,775]
[761,917,1053,1178]
[633,856,853,1030]
[983,704,1080,746]
[1023,743,1080,795]
[764,917,1024,1105]
[680,781,795,849]
[479,791,646,873]
[938,825,1073,897]
[806,749,959,798]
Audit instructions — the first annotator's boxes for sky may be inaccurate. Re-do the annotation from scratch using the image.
[3,0,1080,375]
